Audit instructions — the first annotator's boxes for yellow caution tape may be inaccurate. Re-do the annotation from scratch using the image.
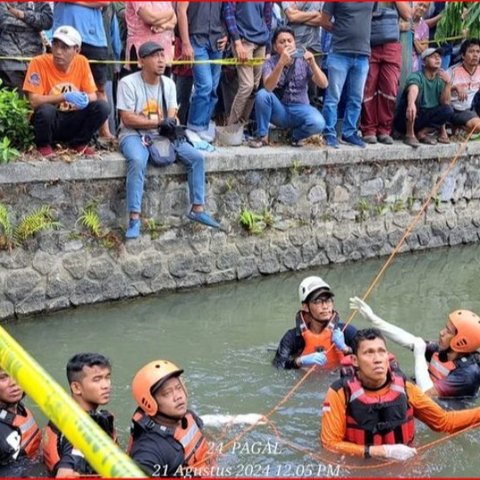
[0,52,325,66]
[0,326,145,478]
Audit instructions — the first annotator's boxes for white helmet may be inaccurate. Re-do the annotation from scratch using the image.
[298,276,333,303]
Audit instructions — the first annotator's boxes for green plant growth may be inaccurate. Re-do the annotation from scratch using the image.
[239,209,268,235]
[435,3,480,43]
[144,217,165,240]
[391,199,404,213]
[76,202,122,251]
[0,137,20,164]
[356,199,370,222]
[77,203,103,238]
[290,159,301,177]
[0,80,34,154]
[0,203,60,249]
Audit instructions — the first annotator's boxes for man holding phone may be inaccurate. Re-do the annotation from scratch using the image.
[249,26,328,148]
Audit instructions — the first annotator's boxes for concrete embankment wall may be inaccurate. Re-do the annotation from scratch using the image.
[1,142,479,321]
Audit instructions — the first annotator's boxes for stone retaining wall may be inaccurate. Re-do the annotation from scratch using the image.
[1,142,479,321]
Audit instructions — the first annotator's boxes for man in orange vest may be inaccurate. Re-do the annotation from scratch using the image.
[43,353,116,476]
[0,369,41,476]
[321,328,480,460]
[273,276,357,369]
[350,297,480,398]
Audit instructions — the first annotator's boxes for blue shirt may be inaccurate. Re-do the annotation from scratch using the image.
[53,3,107,48]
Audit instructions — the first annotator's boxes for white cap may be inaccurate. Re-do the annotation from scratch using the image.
[53,25,82,48]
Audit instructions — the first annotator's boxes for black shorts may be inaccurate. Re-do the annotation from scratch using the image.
[80,43,109,88]
[451,109,477,126]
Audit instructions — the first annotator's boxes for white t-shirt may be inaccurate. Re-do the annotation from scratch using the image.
[117,71,178,143]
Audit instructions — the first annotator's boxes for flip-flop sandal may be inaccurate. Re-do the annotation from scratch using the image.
[419,136,437,145]
[437,137,450,144]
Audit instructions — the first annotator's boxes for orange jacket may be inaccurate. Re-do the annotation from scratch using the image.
[321,380,480,457]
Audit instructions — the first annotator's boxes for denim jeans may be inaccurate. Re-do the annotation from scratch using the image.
[187,36,223,132]
[254,89,325,140]
[322,53,369,139]
[121,135,205,214]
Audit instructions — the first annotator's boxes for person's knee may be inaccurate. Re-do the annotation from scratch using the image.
[308,112,325,132]
[34,103,57,120]
[89,100,111,121]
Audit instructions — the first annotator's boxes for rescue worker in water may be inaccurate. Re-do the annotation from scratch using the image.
[43,353,116,477]
[273,276,357,369]
[321,328,480,460]
[350,297,480,398]
[0,369,41,470]
[128,360,210,477]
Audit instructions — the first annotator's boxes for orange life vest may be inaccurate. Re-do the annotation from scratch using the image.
[43,410,116,474]
[299,315,343,367]
[428,352,456,382]
[342,371,415,446]
[0,404,41,459]
[129,410,209,470]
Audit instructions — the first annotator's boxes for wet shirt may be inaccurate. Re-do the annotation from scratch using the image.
[272,312,357,369]
[321,380,480,457]
[426,342,480,398]
[263,56,312,105]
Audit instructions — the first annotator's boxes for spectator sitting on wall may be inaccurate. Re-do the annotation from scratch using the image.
[249,26,327,148]
[394,47,453,148]
[117,41,220,240]
[281,2,324,107]
[23,26,110,158]
[53,1,114,139]
[0,2,53,92]
[448,39,480,135]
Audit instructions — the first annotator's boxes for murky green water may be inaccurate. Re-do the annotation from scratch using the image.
[7,244,480,477]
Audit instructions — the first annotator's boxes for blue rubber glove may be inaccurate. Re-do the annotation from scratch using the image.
[332,328,348,351]
[298,351,327,367]
[64,91,89,110]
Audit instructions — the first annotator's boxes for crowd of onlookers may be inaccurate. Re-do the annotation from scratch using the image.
[1,1,480,238]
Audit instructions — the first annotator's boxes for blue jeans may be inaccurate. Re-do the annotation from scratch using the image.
[187,36,223,132]
[254,89,325,140]
[121,135,205,214]
[322,53,369,139]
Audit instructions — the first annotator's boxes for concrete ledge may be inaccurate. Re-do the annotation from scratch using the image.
[2,140,478,185]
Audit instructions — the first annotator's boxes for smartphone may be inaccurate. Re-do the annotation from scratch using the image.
[292,47,306,59]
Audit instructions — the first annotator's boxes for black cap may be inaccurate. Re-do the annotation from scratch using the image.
[138,41,164,59]
[307,288,334,302]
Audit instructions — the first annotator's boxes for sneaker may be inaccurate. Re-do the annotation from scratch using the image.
[187,211,220,229]
[125,218,141,239]
[37,145,55,157]
[363,135,377,144]
[342,134,366,148]
[377,134,394,145]
[324,136,339,149]
[73,144,96,156]
[196,129,215,143]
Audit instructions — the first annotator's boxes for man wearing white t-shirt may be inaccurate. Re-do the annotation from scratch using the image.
[448,39,480,134]
[117,41,220,239]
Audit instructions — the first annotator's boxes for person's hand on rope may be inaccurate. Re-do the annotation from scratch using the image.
[297,351,327,368]
[382,444,417,461]
[63,91,89,110]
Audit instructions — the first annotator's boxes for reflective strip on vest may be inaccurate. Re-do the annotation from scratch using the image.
[178,422,200,450]
[18,416,36,434]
